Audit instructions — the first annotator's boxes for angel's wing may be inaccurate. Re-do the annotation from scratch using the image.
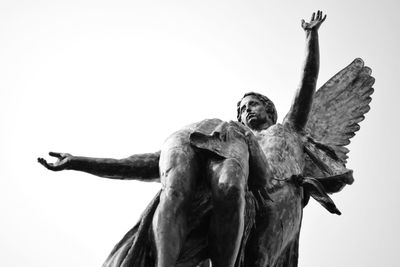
[305,58,375,163]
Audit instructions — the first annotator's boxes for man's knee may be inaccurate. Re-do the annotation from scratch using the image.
[217,158,247,188]
[215,182,245,203]
[209,158,246,202]
[215,174,245,205]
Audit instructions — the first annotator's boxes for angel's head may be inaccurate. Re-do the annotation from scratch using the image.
[237,92,277,130]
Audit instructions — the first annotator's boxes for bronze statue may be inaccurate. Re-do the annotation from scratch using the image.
[38,11,374,267]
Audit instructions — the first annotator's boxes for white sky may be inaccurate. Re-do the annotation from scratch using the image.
[1,0,399,266]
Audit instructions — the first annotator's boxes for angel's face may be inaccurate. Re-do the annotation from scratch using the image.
[239,95,273,130]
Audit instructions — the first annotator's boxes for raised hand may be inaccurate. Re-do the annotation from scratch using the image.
[38,152,73,171]
[301,10,326,31]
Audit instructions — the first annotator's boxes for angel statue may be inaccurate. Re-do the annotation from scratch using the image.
[38,10,374,267]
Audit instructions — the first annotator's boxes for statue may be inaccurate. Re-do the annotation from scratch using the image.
[38,11,374,267]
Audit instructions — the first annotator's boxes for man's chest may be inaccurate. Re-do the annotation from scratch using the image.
[256,124,305,179]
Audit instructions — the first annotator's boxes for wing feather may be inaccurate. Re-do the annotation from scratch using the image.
[305,58,374,163]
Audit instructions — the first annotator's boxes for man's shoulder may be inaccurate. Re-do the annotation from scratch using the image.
[263,123,284,133]
[259,123,301,139]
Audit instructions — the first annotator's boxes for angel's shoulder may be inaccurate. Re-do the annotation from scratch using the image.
[260,123,283,136]
[258,123,301,144]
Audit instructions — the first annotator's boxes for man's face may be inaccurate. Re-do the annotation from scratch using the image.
[239,95,273,130]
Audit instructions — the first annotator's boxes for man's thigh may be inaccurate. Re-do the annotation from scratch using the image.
[159,129,200,196]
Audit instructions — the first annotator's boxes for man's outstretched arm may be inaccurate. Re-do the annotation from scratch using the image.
[284,10,326,130]
[38,151,161,182]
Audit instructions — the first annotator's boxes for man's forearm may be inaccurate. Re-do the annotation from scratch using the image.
[301,30,320,92]
[285,10,327,130]
[286,30,320,130]
[66,152,161,182]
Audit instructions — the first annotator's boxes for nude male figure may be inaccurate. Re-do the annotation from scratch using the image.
[39,11,326,267]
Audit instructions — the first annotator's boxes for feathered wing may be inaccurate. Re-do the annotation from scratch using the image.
[305,58,375,163]
[301,58,374,197]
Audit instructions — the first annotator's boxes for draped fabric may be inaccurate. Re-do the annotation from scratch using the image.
[103,188,257,267]
[103,118,353,267]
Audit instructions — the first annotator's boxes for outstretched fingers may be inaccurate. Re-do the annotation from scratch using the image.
[302,10,327,30]
[316,10,327,22]
[49,151,62,158]
[38,157,55,170]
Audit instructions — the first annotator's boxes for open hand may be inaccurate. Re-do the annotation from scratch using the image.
[38,152,72,171]
[301,10,326,31]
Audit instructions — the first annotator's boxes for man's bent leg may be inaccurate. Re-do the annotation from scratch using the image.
[153,133,200,267]
[208,157,249,267]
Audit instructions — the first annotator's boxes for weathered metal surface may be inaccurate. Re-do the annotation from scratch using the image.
[38,11,374,267]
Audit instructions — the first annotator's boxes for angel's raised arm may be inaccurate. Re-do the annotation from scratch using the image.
[284,11,326,130]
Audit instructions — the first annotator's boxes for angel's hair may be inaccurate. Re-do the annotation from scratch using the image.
[236,92,278,124]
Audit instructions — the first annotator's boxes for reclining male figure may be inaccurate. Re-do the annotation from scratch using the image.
[39,10,326,267]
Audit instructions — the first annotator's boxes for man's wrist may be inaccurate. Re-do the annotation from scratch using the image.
[65,156,81,170]
[305,29,318,38]
[305,28,318,33]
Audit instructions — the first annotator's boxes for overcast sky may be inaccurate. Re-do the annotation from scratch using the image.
[1,0,399,266]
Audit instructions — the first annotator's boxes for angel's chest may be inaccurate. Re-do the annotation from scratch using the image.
[257,125,305,179]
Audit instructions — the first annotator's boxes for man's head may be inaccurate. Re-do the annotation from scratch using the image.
[237,92,277,130]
